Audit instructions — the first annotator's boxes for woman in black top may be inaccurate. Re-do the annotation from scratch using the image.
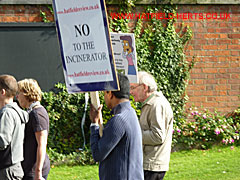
[17,79,50,180]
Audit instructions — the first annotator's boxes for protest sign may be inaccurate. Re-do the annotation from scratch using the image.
[52,0,119,93]
[110,32,138,83]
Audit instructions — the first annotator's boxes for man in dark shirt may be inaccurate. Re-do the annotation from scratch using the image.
[90,74,144,180]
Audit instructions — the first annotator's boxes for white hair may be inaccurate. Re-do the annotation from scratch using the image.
[138,71,158,92]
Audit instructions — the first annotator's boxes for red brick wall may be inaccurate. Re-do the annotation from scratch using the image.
[0,5,53,22]
[174,5,240,113]
[0,4,239,114]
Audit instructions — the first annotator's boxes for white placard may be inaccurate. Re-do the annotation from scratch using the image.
[53,0,119,93]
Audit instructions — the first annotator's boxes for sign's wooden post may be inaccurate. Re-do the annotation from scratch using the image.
[90,91,103,137]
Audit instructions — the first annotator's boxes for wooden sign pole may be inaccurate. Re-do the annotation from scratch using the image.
[90,91,103,137]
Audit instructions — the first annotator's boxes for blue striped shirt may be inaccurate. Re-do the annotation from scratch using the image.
[90,101,144,180]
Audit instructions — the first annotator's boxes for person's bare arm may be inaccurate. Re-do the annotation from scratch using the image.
[34,130,48,180]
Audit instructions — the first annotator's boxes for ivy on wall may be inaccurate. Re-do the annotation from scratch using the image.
[109,3,194,123]
[39,5,53,23]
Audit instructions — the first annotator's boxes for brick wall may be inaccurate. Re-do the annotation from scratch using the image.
[0,5,53,22]
[174,5,240,113]
[0,4,239,114]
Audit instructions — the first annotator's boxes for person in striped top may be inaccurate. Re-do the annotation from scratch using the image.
[90,73,144,180]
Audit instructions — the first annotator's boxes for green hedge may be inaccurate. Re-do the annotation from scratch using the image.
[41,83,90,154]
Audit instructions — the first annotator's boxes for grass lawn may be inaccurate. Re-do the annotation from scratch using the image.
[48,165,99,180]
[48,145,239,180]
[165,145,240,180]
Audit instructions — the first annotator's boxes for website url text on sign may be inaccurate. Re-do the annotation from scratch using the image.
[110,12,231,20]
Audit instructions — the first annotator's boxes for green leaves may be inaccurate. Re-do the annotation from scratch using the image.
[42,83,89,154]
[130,5,194,122]
[173,108,240,150]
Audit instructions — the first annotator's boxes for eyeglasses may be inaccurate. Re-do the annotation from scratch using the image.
[130,84,143,91]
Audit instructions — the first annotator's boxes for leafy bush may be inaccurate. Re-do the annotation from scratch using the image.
[48,148,95,166]
[42,83,91,154]
[173,107,240,150]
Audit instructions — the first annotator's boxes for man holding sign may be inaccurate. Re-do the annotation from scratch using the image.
[90,74,144,180]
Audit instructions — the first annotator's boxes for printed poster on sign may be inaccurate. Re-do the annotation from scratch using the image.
[52,0,119,93]
[110,32,138,83]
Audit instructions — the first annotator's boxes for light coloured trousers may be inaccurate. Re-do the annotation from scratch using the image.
[0,163,24,180]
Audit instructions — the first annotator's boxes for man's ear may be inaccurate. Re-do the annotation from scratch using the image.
[0,89,6,95]
[142,84,149,93]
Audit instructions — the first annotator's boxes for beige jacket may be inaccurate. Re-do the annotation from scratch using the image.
[140,91,173,172]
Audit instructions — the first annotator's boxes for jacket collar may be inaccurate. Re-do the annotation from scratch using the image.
[142,91,163,106]
[111,101,130,115]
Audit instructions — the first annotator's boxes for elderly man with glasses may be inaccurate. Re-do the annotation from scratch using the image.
[130,71,174,180]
